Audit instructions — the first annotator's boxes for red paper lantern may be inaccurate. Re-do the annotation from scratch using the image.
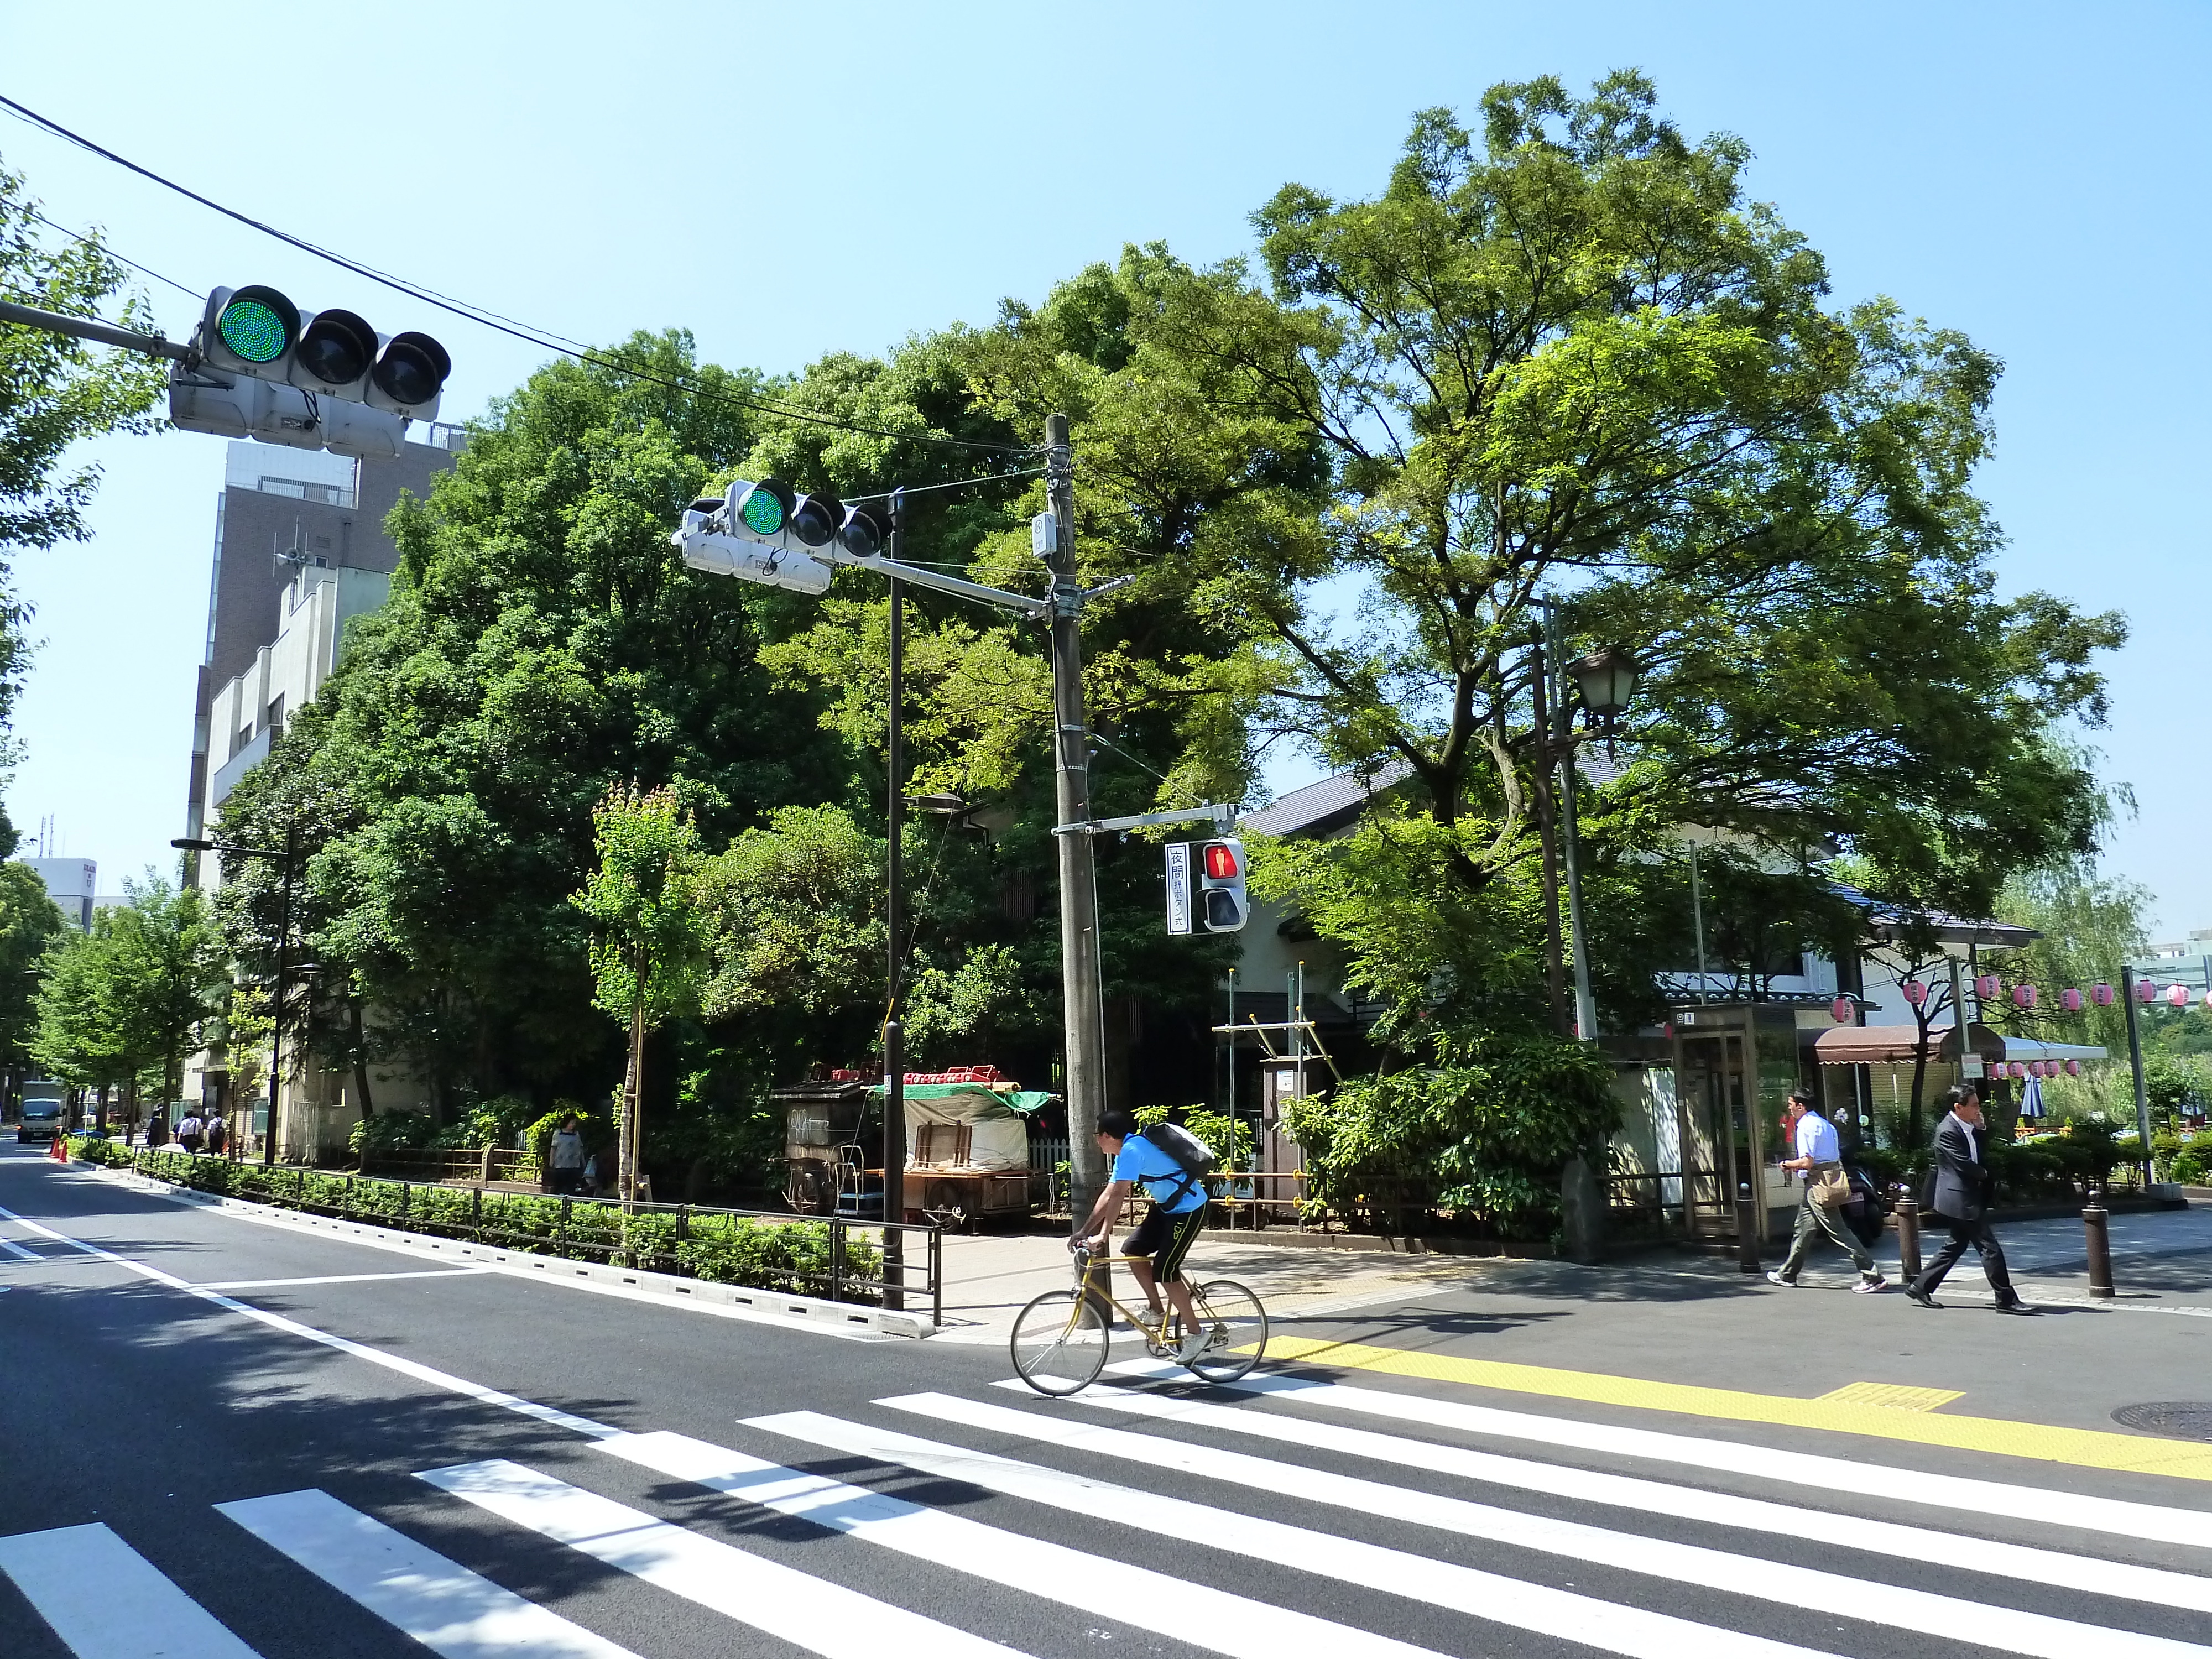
[2066,1059,2082,1077]
[1975,973,2000,1000]
[2138,979,2157,1003]
[1830,995,1853,1024]
[2060,987,2083,1012]
[2093,982,2114,1006]
[2012,983,2038,1009]
[2010,1061,2027,1079]
[2170,984,2191,1008]
[1902,980,1927,1007]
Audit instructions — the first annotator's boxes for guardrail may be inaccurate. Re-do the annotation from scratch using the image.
[71,1141,945,1323]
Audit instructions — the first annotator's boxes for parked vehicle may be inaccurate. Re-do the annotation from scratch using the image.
[17,1081,66,1143]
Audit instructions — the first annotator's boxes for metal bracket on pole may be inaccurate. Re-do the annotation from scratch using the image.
[825,549,1050,619]
[0,298,194,363]
[1053,802,1237,838]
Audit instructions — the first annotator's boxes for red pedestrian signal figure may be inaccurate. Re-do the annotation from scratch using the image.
[1198,838,1249,933]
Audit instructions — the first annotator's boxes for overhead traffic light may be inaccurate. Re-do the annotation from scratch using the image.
[169,285,452,459]
[670,478,894,594]
[1197,837,1249,932]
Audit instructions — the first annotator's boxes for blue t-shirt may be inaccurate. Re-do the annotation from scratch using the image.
[1113,1131,1208,1214]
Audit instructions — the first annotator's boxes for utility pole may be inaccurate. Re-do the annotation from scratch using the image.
[2122,963,2153,1168]
[1545,606,1599,1044]
[882,493,907,1309]
[1044,414,1108,1227]
[265,823,297,1167]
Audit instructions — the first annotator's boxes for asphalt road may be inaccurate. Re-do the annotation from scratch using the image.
[4,1144,2211,1659]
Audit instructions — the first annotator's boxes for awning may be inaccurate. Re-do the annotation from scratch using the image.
[1808,1023,2004,1066]
[1808,1024,2109,1066]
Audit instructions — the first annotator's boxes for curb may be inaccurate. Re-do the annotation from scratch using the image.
[65,1161,935,1339]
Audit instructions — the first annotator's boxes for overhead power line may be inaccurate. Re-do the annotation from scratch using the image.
[0,92,1033,460]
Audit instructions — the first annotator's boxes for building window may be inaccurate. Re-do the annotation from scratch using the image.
[265,695,285,738]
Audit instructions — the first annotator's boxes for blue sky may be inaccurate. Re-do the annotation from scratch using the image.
[4,1,2208,935]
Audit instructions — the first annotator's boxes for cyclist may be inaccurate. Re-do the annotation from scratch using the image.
[1074,1108,1212,1361]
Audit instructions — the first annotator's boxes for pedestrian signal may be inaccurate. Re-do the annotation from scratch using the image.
[1197,837,1248,933]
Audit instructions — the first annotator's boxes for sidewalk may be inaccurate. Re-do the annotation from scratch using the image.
[928,1229,1488,1343]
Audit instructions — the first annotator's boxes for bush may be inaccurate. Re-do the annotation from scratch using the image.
[2174,1151,2208,1186]
[349,1111,436,1158]
[1286,1030,1618,1239]
[1133,1104,1253,1170]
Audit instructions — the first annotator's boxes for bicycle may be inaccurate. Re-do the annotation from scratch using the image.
[1010,1244,1267,1396]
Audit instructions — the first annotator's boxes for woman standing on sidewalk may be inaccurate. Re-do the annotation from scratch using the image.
[1768,1091,1887,1292]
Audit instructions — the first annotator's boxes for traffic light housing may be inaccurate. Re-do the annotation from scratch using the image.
[1197,837,1249,932]
[670,480,898,596]
[672,497,832,594]
[192,285,452,420]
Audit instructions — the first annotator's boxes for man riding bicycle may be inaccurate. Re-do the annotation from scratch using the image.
[1074,1108,1213,1362]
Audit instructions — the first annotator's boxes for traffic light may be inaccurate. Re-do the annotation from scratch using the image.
[170,285,452,458]
[669,479,893,594]
[1197,837,1249,932]
[672,497,832,594]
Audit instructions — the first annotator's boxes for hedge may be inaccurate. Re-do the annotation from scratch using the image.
[66,1136,879,1302]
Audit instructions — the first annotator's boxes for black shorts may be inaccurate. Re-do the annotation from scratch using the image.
[1122,1202,1206,1284]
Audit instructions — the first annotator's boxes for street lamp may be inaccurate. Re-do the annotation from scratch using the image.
[174,829,299,1166]
[1568,647,1641,748]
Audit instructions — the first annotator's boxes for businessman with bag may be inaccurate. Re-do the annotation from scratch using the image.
[1768,1090,1887,1292]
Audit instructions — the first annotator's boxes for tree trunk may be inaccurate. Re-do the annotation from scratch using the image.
[349,999,374,1119]
[619,946,649,1212]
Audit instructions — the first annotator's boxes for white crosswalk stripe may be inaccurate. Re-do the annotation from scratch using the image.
[1102,1358,2212,1551]
[592,1427,1462,1659]
[218,1488,642,1659]
[765,1400,2212,1659]
[0,1521,264,1658]
[416,1458,1032,1659]
[995,1375,2212,1614]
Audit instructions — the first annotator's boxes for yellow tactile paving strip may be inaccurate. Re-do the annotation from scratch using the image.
[1817,1382,1965,1412]
[1264,1337,2212,1483]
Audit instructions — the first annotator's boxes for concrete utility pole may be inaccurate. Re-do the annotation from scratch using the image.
[1545,606,1599,1044]
[881,498,906,1309]
[1044,414,1108,1225]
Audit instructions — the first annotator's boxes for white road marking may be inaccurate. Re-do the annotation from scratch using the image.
[593,1431,1467,1659]
[0,1202,619,1439]
[879,1391,2210,1659]
[218,1488,637,1659]
[0,1521,262,1658]
[1103,1359,2212,1551]
[1003,1377,2212,1615]
[418,1459,1034,1659]
[0,1229,42,1259]
[191,1267,497,1291]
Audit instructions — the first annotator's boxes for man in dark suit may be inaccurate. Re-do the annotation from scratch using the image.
[1907,1083,2031,1313]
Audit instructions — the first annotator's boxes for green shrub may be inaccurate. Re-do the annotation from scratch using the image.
[2173,1151,2208,1186]
[1133,1104,1253,1170]
[349,1111,436,1157]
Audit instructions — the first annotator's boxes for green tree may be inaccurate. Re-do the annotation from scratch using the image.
[0,860,65,1084]
[0,164,169,847]
[106,874,231,1114]
[572,784,712,1202]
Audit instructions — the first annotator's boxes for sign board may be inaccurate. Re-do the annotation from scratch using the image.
[1961,1057,1985,1080]
[1164,842,1192,935]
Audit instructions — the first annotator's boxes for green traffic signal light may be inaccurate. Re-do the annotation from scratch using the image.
[215,286,300,364]
[734,479,795,536]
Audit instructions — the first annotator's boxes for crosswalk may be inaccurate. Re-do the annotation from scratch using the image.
[7,1363,2212,1659]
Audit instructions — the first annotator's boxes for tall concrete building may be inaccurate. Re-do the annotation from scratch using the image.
[23,858,97,931]
[182,433,462,866]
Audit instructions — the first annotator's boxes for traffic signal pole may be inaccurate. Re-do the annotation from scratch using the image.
[1044,414,1110,1230]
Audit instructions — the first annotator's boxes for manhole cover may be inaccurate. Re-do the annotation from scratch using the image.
[2113,1402,2212,1439]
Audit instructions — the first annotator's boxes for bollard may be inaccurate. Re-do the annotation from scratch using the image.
[1895,1192,1922,1283]
[2083,1196,2115,1300]
[1735,1182,1762,1273]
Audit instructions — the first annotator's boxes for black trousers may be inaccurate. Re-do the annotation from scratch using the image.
[1914,1213,2016,1301]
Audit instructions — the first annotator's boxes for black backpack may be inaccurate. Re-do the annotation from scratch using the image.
[1142,1120,1220,1202]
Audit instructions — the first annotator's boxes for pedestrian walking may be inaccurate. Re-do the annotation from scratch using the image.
[549,1117,585,1196]
[205,1110,228,1157]
[1907,1083,2031,1313]
[176,1110,205,1155]
[1767,1090,1886,1293]
[145,1109,170,1150]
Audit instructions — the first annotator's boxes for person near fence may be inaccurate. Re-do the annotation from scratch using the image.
[205,1110,228,1157]
[176,1110,205,1155]
[1908,1083,2031,1313]
[144,1109,169,1149]
[549,1117,585,1195]
[1768,1090,1886,1292]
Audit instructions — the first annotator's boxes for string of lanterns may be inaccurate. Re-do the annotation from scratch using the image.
[1829,970,2210,1079]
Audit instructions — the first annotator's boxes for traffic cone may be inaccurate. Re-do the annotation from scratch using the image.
[49,1134,66,1162]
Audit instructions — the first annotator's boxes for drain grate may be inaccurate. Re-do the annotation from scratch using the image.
[2113,1402,2212,1440]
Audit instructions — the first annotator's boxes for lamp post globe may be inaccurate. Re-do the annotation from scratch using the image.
[1569,645,1641,734]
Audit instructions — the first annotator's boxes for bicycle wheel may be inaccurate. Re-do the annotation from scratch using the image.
[1010,1287,1110,1395]
[1183,1279,1266,1383]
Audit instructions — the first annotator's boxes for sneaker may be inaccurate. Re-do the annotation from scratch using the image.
[1765,1270,1797,1287]
[1854,1274,1887,1295]
[1177,1326,1211,1364]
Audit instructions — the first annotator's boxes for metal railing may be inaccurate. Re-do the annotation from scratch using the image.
[93,1144,945,1324]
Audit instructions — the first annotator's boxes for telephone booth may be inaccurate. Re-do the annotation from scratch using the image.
[1671,1003,1801,1244]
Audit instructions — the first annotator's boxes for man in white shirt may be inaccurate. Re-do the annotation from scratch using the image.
[1768,1090,1885,1292]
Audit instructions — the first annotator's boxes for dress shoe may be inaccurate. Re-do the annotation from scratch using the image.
[1904,1285,1940,1309]
[1994,1298,2036,1315]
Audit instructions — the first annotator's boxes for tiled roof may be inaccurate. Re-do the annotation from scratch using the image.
[1242,760,1412,837]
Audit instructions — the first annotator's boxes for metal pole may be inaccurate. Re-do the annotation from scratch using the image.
[1546,607,1598,1043]
[263,825,296,1167]
[2083,1196,2115,1298]
[1528,638,1568,1034]
[1689,839,1710,1006]
[883,507,906,1310]
[1225,966,1237,1222]
[2122,963,2153,1167]
[1045,415,1108,1226]
[1895,1192,1922,1282]
[0,298,194,361]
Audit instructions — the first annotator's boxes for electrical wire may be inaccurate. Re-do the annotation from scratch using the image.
[843,466,1047,504]
[0,92,1035,458]
[18,205,202,298]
